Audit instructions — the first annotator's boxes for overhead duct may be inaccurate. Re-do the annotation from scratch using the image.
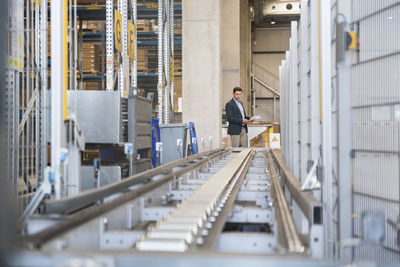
[263,0,300,16]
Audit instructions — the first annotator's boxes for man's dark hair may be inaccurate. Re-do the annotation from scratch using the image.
[233,87,242,93]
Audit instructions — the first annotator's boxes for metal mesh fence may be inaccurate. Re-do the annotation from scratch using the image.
[351,0,400,261]
[281,0,400,261]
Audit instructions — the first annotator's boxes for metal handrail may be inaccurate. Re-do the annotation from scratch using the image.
[253,76,280,97]
[267,150,304,253]
[253,62,279,79]
[253,62,280,92]
[271,149,323,225]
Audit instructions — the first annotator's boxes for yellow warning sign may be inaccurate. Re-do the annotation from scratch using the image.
[127,21,135,60]
[269,133,281,149]
[114,9,123,52]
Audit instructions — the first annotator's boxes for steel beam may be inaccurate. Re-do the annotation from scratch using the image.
[336,0,353,261]
[267,150,304,254]
[215,233,276,254]
[9,251,344,267]
[271,150,323,226]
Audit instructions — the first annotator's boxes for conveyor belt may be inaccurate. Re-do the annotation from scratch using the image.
[43,148,227,214]
[21,148,310,256]
[136,149,253,252]
[22,148,229,248]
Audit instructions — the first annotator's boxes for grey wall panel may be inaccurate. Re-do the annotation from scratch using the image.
[135,136,152,150]
[359,5,400,62]
[135,123,152,136]
[353,153,399,201]
[255,99,281,123]
[81,166,122,192]
[355,245,400,262]
[134,97,153,122]
[254,28,290,52]
[331,113,338,148]
[352,54,400,107]
[281,0,400,260]
[352,0,400,22]
[351,0,400,260]
[352,108,400,152]
[353,194,400,259]
[68,91,123,144]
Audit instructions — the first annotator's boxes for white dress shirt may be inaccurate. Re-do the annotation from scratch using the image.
[233,98,245,121]
[233,98,245,119]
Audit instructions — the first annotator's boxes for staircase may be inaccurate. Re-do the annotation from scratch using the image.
[252,62,280,97]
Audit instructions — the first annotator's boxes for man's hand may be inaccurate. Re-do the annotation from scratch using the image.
[243,119,250,124]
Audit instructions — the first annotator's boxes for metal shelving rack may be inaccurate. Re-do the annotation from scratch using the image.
[6,0,49,210]
[78,1,182,118]
[4,0,182,218]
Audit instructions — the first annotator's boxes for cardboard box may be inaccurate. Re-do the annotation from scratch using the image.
[82,81,102,90]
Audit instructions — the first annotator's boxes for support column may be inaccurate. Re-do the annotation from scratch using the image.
[51,0,65,199]
[131,0,137,94]
[337,0,353,261]
[320,0,332,259]
[157,0,163,122]
[182,0,222,150]
[290,21,299,179]
[310,0,321,168]
[106,0,114,91]
[221,0,240,105]
[240,0,251,113]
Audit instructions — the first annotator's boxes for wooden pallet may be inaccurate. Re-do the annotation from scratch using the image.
[136,26,152,32]
[77,0,105,5]
[81,71,100,77]
[137,69,149,73]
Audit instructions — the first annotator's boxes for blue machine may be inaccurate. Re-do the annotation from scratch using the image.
[151,118,161,167]
[188,122,199,155]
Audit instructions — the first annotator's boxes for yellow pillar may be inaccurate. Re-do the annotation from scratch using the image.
[267,126,274,148]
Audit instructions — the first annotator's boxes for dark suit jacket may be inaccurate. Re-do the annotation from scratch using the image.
[225,98,250,135]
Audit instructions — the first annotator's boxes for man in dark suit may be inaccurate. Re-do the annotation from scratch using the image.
[225,87,251,147]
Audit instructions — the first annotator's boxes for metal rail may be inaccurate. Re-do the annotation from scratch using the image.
[22,148,228,248]
[267,150,304,254]
[253,76,281,97]
[43,148,227,214]
[271,150,323,225]
[9,251,343,267]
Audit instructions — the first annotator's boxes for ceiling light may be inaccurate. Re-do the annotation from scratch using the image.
[271,21,276,25]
